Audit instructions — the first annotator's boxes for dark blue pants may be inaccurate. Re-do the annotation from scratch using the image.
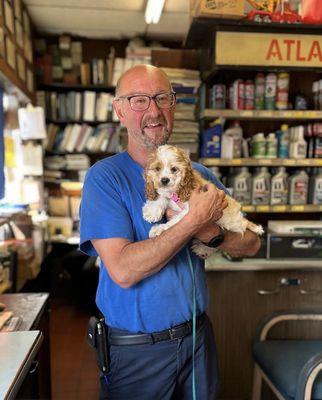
[99,314,219,400]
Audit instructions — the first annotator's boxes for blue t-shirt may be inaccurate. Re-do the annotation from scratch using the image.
[80,151,227,333]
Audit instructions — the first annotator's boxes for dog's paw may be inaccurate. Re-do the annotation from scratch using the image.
[149,224,166,238]
[143,205,163,223]
[191,240,216,260]
[247,222,265,236]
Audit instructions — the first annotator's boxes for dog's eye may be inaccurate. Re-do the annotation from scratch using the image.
[170,167,178,173]
[155,166,161,172]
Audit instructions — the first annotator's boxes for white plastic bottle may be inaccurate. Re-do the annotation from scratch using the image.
[270,167,288,205]
[289,126,307,159]
[309,168,322,205]
[252,167,271,205]
[266,132,278,158]
[232,167,252,205]
[251,133,266,158]
[221,121,243,159]
[288,170,309,205]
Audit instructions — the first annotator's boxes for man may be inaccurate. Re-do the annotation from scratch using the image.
[80,65,260,399]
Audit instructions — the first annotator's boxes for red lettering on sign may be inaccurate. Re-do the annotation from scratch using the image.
[266,39,282,61]
[296,40,306,61]
[308,41,322,62]
[283,40,295,61]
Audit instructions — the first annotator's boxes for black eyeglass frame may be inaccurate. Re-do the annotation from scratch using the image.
[115,91,176,111]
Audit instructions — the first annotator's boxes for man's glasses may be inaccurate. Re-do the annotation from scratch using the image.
[116,92,176,111]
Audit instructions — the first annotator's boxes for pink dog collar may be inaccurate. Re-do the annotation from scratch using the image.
[170,193,184,209]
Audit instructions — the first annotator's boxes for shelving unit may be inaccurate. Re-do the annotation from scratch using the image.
[200,158,322,167]
[38,83,115,93]
[46,119,118,125]
[201,109,322,120]
[241,204,322,213]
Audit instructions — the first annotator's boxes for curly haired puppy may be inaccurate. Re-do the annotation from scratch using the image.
[142,144,263,259]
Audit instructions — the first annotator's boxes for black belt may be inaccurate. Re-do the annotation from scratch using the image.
[109,314,205,346]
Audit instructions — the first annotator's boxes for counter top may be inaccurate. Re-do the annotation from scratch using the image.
[0,293,49,330]
[206,256,322,271]
[0,330,43,400]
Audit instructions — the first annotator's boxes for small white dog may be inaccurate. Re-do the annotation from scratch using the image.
[142,144,263,259]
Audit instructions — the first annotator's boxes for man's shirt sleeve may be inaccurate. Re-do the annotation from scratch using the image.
[79,166,134,257]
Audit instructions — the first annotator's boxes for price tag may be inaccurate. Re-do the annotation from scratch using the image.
[272,205,287,212]
[232,159,242,165]
[241,110,252,117]
[299,159,310,166]
[315,159,322,166]
[257,205,270,212]
[292,205,305,212]
[283,159,295,166]
[242,205,255,213]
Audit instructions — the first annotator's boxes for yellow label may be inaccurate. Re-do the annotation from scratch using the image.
[292,205,305,212]
[242,205,255,212]
[283,159,296,165]
[257,205,270,212]
[272,205,287,212]
[216,32,322,68]
[232,159,242,165]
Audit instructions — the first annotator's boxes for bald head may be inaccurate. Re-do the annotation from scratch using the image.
[115,64,172,97]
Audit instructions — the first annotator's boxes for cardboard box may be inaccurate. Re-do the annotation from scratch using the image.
[190,0,245,19]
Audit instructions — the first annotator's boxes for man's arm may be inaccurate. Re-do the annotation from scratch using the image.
[92,185,228,289]
[195,224,261,257]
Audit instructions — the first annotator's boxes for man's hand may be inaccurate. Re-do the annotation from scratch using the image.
[186,185,228,234]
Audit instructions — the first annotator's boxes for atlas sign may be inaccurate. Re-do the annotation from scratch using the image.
[216,31,322,67]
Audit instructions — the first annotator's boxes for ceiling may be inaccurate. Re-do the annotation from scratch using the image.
[24,0,191,41]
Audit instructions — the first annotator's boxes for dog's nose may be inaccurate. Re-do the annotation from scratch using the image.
[161,177,170,186]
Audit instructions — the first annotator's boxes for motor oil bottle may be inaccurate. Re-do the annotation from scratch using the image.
[289,125,307,159]
[221,121,243,158]
[251,133,266,158]
[308,168,322,204]
[251,167,271,205]
[270,167,288,205]
[276,124,289,158]
[266,132,277,158]
[288,170,309,205]
[232,167,252,205]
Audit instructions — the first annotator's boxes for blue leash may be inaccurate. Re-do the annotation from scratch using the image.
[185,247,197,400]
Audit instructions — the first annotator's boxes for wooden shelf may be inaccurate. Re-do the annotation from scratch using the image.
[46,119,118,125]
[200,158,322,167]
[201,109,322,120]
[38,83,115,92]
[185,17,322,49]
[241,204,322,213]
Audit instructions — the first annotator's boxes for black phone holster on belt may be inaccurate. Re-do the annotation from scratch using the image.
[87,316,110,374]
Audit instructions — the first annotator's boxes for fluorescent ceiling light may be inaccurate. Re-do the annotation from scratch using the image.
[145,0,165,24]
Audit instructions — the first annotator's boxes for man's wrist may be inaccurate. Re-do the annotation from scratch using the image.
[194,224,221,243]
[202,226,225,248]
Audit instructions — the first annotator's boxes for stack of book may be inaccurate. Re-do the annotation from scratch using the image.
[35,35,117,86]
[45,123,117,154]
[162,68,201,157]
[36,90,117,122]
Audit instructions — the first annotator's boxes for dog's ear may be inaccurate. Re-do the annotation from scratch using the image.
[144,171,158,201]
[177,164,196,202]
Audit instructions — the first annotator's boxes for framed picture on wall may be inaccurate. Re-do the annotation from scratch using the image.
[17,53,25,81]
[5,35,16,69]
[24,35,32,63]
[14,0,22,21]
[26,67,33,92]
[22,9,30,36]
[15,19,23,48]
[4,0,14,34]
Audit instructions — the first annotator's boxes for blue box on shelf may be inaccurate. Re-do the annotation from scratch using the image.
[200,124,222,158]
